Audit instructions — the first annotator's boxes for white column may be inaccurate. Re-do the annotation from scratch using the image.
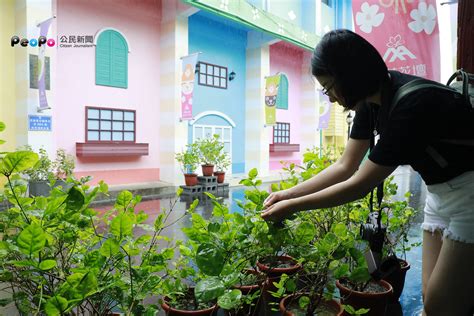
[158,2,194,185]
[244,32,271,176]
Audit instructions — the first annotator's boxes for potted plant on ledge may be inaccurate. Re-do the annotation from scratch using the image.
[214,151,230,183]
[21,147,75,196]
[196,135,224,176]
[175,143,200,186]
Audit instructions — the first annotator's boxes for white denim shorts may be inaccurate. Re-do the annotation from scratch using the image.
[421,171,474,243]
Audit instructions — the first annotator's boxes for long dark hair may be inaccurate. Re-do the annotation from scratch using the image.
[311,29,389,109]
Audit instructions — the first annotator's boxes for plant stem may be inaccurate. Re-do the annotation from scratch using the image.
[6,175,30,224]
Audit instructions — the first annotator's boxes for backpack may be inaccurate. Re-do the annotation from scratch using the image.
[390,69,474,168]
[391,69,474,115]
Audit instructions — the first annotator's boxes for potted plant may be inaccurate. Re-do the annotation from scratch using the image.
[0,128,182,316]
[52,148,75,180]
[270,218,352,316]
[20,147,75,196]
[159,243,219,315]
[195,135,224,176]
[335,245,393,316]
[180,191,266,315]
[175,143,200,186]
[20,146,54,196]
[213,151,230,183]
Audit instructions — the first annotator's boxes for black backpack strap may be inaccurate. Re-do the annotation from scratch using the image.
[390,79,457,116]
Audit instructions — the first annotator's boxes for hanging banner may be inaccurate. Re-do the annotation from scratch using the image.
[352,0,440,81]
[264,74,280,125]
[317,92,331,129]
[37,17,54,111]
[180,53,199,120]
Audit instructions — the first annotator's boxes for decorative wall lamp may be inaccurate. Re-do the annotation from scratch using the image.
[229,71,236,81]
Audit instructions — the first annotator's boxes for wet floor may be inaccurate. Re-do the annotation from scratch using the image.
[97,165,427,315]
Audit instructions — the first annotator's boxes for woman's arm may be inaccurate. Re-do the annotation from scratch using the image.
[287,138,370,198]
[261,159,396,222]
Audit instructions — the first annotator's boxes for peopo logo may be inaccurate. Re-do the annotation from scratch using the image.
[10,35,55,47]
[382,34,416,63]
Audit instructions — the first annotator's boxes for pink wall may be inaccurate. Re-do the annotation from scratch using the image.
[55,0,162,185]
[269,42,304,170]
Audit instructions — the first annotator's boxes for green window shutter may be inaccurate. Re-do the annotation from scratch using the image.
[95,30,128,88]
[276,74,288,110]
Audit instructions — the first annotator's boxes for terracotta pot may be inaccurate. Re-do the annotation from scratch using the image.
[201,165,214,176]
[280,293,344,316]
[213,171,225,183]
[161,295,217,316]
[184,173,198,186]
[257,255,302,277]
[336,279,393,316]
[382,259,410,302]
[223,269,265,316]
[257,255,302,309]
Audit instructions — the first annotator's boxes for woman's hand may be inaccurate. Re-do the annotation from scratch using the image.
[261,199,295,223]
[263,189,293,209]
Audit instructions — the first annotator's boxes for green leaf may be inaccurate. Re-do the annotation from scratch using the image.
[176,187,183,197]
[196,243,225,276]
[154,213,165,231]
[115,190,133,209]
[344,304,356,315]
[208,222,220,233]
[239,179,253,187]
[217,289,242,310]
[111,213,133,239]
[99,239,120,257]
[17,223,46,256]
[0,122,5,132]
[66,186,85,210]
[45,195,67,216]
[65,272,97,298]
[333,223,347,237]
[271,183,279,192]
[295,222,316,244]
[189,199,199,212]
[45,296,68,316]
[349,266,371,284]
[195,277,225,302]
[136,210,148,224]
[298,295,310,309]
[39,259,57,270]
[248,168,258,179]
[98,180,108,193]
[1,151,38,175]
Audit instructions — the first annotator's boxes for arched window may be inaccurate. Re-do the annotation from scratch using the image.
[95,29,129,88]
[276,73,289,110]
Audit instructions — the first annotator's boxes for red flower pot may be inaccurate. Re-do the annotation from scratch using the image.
[160,289,217,316]
[223,269,265,316]
[280,293,344,316]
[213,171,225,183]
[257,255,302,277]
[184,173,198,186]
[201,165,214,176]
[336,279,393,316]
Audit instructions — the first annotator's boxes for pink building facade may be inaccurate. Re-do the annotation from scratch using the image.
[269,42,304,170]
[55,0,162,185]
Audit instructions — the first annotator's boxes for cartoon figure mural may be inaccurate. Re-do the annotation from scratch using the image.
[181,53,199,120]
[264,74,280,125]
